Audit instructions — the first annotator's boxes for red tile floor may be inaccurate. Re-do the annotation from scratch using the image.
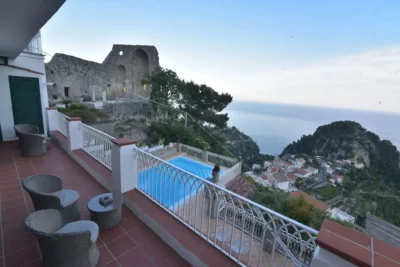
[0,141,188,267]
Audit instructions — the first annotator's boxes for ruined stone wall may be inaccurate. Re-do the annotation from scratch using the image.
[46,54,105,102]
[45,44,160,102]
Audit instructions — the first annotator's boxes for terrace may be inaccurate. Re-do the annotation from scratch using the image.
[1,109,400,267]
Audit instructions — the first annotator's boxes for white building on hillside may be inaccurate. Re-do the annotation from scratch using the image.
[292,157,306,168]
[329,208,355,224]
[294,169,311,179]
[0,0,66,141]
[270,172,290,191]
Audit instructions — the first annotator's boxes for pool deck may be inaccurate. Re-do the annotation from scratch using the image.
[160,152,228,171]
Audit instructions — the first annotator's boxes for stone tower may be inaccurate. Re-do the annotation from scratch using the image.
[45,44,160,102]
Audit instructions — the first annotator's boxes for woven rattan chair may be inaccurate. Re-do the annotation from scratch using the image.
[19,132,48,156]
[22,175,80,223]
[14,124,39,148]
[24,209,100,267]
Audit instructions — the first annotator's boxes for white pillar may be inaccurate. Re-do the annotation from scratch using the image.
[111,138,137,206]
[92,89,96,101]
[202,148,208,162]
[102,91,107,102]
[66,117,83,151]
[46,107,58,133]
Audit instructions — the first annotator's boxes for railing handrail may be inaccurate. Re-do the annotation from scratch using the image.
[57,111,68,118]
[81,123,116,140]
[133,147,319,235]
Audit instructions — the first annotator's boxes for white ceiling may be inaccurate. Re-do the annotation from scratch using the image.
[0,0,66,59]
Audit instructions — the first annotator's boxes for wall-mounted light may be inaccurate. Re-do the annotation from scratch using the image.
[0,57,8,66]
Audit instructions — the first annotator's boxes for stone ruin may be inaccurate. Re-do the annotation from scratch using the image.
[45,44,160,103]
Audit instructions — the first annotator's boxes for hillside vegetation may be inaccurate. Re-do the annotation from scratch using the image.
[282,121,400,190]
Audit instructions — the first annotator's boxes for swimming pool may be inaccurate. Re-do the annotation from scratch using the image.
[138,156,223,209]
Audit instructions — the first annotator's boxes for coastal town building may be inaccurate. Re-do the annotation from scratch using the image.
[252,163,262,170]
[329,208,355,224]
[270,172,290,191]
[332,174,344,184]
[294,168,311,178]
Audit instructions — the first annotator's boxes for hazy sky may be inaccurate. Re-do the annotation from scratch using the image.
[42,0,400,113]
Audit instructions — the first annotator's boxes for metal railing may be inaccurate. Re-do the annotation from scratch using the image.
[23,32,42,55]
[56,112,68,137]
[81,123,115,170]
[134,147,318,267]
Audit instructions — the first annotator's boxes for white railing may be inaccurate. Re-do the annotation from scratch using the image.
[23,32,42,55]
[134,147,318,267]
[56,112,68,137]
[180,143,203,159]
[81,123,115,170]
[219,161,242,186]
[207,151,238,168]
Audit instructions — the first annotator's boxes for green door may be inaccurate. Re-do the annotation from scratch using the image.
[9,76,44,133]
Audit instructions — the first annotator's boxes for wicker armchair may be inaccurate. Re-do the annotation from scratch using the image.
[14,124,39,148]
[19,132,48,156]
[24,209,100,267]
[22,175,80,223]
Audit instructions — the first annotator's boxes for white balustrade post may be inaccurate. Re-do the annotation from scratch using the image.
[111,138,137,206]
[202,148,208,162]
[66,117,83,151]
[46,107,58,133]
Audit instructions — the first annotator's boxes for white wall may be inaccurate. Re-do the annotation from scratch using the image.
[0,52,48,141]
[219,161,242,186]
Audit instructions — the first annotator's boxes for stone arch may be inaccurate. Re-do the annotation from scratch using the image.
[115,65,126,93]
[115,65,126,84]
[133,49,150,96]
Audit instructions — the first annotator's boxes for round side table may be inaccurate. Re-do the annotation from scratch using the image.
[87,193,122,230]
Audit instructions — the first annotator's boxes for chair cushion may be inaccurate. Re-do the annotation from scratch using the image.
[56,220,99,244]
[54,189,79,207]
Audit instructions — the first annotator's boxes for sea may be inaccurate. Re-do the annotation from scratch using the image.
[226,101,400,156]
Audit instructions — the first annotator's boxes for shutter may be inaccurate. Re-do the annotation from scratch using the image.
[9,76,44,133]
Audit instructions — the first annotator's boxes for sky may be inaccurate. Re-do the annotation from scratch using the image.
[42,0,400,113]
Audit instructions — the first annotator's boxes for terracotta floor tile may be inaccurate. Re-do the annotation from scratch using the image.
[1,190,23,201]
[128,226,158,245]
[20,259,42,267]
[106,234,136,258]
[98,245,114,266]
[3,233,36,256]
[100,225,125,244]
[103,260,120,267]
[100,226,126,244]
[139,238,176,265]
[120,213,145,232]
[4,244,40,267]
[117,247,151,267]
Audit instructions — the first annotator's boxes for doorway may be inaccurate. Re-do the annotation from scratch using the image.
[9,76,44,133]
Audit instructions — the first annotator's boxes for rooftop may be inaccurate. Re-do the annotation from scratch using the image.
[290,191,329,211]
[272,172,289,183]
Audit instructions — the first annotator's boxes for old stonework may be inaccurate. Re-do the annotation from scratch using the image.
[45,44,160,102]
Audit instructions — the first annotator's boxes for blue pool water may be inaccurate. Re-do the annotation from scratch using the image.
[138,156,223,209]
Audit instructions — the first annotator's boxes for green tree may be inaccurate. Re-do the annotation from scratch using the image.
[145,68,232,128]
[143,68,182,107]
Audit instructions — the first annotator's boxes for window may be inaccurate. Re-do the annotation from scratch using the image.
[64,87,69,97]
[0,56,7,66]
